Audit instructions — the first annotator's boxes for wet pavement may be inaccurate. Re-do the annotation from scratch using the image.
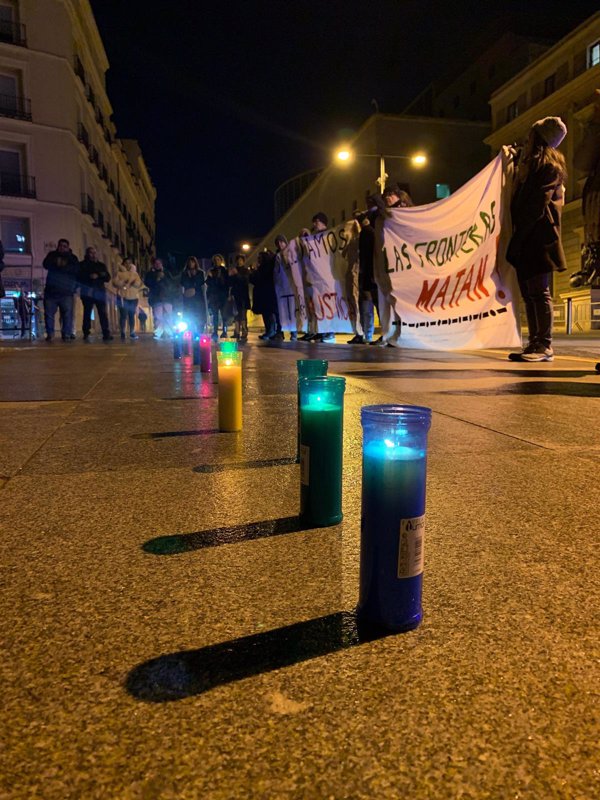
[0,333,599,799]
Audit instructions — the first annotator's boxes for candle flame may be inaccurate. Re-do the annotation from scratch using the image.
[225,359,232,366]
[384,439,395,448]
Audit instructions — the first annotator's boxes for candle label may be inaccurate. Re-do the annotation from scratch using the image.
[300,445,310,485]
[398,516,425,578]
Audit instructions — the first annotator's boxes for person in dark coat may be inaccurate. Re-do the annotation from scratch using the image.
[145,258,176,339]
[181,256,207,334]
[572,88,600,287]
[355,199,379,343]
[205,254,229,340]
[227,259,250,342]
[42,238,80,341]
[77,246,112,341]
[506,116,567,362]
[250,250,278,339]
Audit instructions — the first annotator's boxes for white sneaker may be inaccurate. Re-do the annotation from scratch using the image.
[521,346,554,362]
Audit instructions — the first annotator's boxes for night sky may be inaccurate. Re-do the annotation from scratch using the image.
[91,0,599,262]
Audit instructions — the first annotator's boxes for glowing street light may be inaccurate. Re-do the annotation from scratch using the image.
[241,242,251,252]
[334,147,428,191]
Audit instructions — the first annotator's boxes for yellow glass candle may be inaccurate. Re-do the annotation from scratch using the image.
[217,351,243,431]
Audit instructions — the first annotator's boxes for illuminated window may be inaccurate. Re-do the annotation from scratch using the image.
[436,184,451,199]
[589,40,600,68]
[0,216,30,253]
[506,101,518,122]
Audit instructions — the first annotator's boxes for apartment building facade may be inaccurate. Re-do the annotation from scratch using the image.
[0,0,156,332]
[486,11,600,331]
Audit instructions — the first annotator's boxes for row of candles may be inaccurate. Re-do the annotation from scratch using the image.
[174,333,432,633]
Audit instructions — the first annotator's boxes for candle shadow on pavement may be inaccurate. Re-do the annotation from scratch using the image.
[143,515,308,555]
[131,429,221,439]
[125,611,394,703]
[347,368,596,380]
[192,457,297,473]
[441,381,600,397]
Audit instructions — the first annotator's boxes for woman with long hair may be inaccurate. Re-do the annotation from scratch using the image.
[507,117,567,362]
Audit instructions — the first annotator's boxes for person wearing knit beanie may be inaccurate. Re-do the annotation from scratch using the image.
[532,116,567,149]
[506,117,568,362]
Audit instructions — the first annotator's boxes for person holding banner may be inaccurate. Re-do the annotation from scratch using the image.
[274,235,298,341]
[310,212,335,344]
[572,89,600,290]
[506,116,567,362]
[356,199,379,344]
[372,185,414,346]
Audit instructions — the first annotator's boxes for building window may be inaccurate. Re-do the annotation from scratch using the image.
[506,101,518,122]
[0,216,30,253]
[436,183,451,199]
[589,40,600,68]
[544,74,556,97]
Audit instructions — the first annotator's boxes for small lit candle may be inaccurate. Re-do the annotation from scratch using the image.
[299,376,345,527]
[173,334,182,360]
[296,359,328,462]
[192,336,201,365]
[199,334,211,373]
[217,351,242,431]
[357,404,432,632]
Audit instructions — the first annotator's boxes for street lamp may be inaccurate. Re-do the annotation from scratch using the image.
[240,242,251,252]
[334,147,428,192]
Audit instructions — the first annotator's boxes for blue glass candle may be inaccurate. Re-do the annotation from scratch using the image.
[192,336,201,365]
[173,335,182,360]
[296,359,328,462]
[358,405,432,632]
[299,376,345,527]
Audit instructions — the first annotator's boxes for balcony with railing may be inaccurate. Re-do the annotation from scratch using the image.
[0,20,27,47]
[74,54,86,84]
[81,193,95,217]
[0,92,31,121]
[77,122,90,148]
[0,172,35,198]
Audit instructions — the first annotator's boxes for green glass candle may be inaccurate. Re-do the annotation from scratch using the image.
[296,359,328,462]
[220,341,238,354]
[299,376,345,527]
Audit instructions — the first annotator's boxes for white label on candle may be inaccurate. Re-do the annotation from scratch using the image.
[398,516,425,578]
[300,445,310,485]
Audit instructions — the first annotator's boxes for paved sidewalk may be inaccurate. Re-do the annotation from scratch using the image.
[1,336,599,799]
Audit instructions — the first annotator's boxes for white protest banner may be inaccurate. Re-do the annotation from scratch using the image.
[297,220,362,334]
[378,154,521,350]
[273,239,307,332]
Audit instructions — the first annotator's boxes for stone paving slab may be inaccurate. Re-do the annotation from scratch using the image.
[0,338,598,799]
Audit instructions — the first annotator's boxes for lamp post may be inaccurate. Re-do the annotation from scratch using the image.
[334,148,427,192]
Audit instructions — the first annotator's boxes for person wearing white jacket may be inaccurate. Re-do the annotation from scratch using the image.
[113,258,143,340]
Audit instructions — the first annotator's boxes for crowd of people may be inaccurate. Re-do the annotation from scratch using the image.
[5,91,600,360]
